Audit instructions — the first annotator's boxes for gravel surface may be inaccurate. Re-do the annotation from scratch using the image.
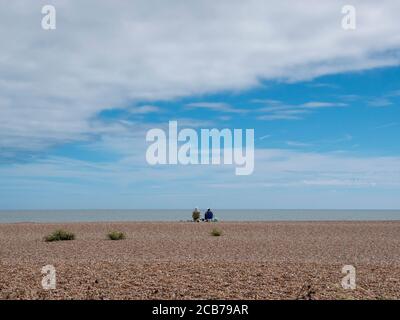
[0,221,399,299]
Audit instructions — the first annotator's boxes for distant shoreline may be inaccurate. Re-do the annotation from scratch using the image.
[1,219,400,225]
[1,209,400,223]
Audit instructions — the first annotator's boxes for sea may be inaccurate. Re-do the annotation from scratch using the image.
[0,209,399,223]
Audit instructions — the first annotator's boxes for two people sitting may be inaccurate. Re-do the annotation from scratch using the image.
[192,207,214,222]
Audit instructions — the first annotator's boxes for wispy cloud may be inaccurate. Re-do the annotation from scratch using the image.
[259,134,272,141]
[301,102,347,108]
[306,83,339,89]
[129,105,161,114]
[388,89,400,97]
[321,134,353,144]
[255,100,346,121]
[185,102,247,114]
[302,179,376,187]
[257,109,309,121]
[286,141,313,147]
[367,98,393,107]
[374,122,399,129]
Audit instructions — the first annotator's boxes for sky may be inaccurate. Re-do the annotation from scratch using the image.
[1,0,400,209]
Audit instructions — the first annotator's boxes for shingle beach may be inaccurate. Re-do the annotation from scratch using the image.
[0,221,399,299]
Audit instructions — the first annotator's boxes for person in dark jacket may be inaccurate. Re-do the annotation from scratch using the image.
[205,208,213,221]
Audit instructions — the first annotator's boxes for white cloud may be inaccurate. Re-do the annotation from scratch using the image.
[1,0,400,151]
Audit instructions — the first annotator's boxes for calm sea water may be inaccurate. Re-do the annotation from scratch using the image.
[0,210,399,223]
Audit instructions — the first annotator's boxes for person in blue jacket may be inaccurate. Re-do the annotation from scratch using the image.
[205,208,213,222]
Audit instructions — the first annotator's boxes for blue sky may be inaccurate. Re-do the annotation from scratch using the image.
[1,1,400,209]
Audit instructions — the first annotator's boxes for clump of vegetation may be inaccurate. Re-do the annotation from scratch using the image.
[107,231,126,240]
[296,284,316,300]
[210,228,222,237]
[44,229,75,242]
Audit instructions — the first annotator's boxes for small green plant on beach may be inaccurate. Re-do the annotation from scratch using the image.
[210,228,222,237]
[44,229,75,242]
[107,231,126,240]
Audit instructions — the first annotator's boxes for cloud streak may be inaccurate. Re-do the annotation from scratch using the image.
[184,102,247,114]
[255,100,347,120]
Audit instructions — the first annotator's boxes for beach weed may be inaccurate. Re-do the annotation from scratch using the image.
[44,229,75,242]
[210,228,222,237]
[107,231,126,240]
